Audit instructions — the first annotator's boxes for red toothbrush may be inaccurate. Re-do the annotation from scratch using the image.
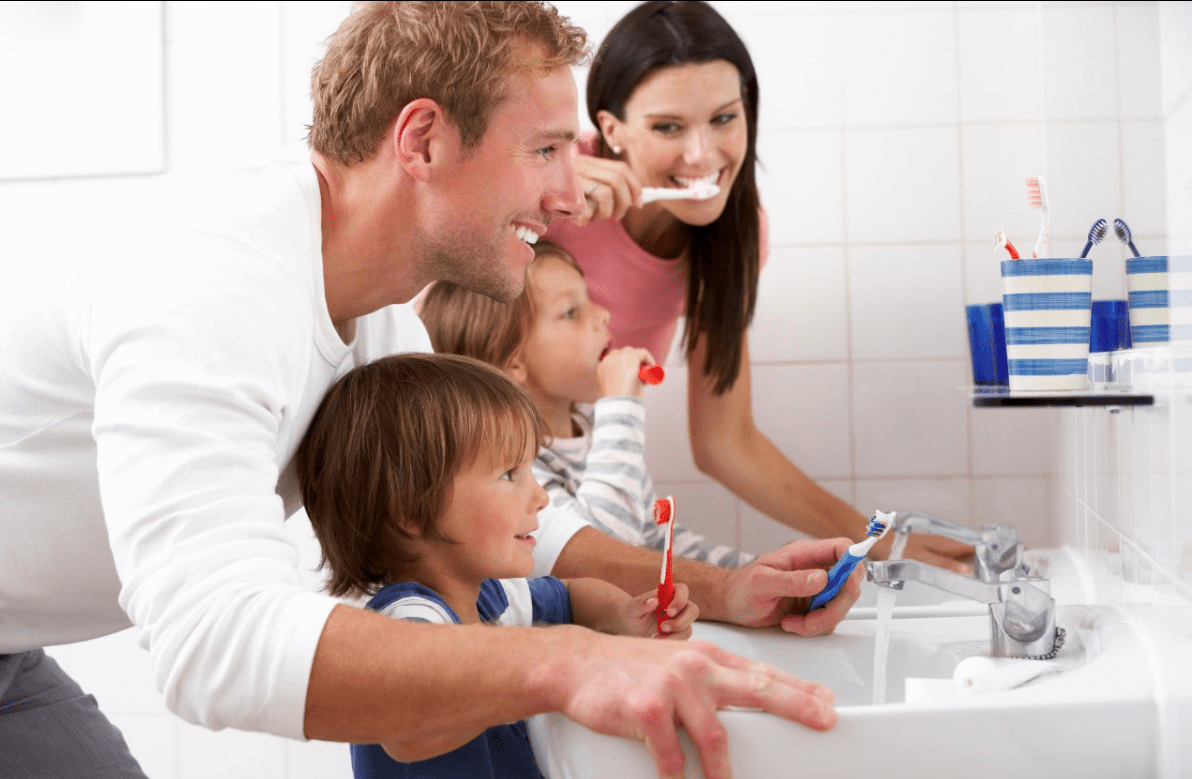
[639,364,665,385]
[654,496,676,635]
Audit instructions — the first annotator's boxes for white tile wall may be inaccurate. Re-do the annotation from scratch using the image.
[6,1,1185,776]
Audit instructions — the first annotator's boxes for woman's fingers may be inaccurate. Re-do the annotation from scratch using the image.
[574,156,641,225]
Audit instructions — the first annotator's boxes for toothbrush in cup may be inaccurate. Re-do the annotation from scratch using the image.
[1025,176,1050,258]
[808,511,894,612]
[1080,218,1108,258]
[995,229,1021,260]
[641,181,720,204]
[654,497,676,635]
[1113,218,1141,257]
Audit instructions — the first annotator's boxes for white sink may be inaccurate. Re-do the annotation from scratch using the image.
[529,550,1158,779]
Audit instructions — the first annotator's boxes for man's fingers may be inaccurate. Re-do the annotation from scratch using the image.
[747,564,829,602]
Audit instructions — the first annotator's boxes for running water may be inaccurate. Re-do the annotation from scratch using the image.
[889,530,909,562]
[872,586,899,705]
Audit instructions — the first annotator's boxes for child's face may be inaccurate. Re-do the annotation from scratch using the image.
[432,434,549,583]
[519,256,612,405]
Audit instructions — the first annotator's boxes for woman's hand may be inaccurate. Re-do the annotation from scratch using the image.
[619,583,698,640]
[574,154,643,226]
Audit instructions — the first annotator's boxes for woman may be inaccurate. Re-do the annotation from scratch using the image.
[546,0,969,570]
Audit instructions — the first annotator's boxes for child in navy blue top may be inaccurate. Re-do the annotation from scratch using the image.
[296,353,697,779]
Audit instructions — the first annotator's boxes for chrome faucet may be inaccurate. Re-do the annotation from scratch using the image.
[868,511,1062,659]
[888,510,1024,583]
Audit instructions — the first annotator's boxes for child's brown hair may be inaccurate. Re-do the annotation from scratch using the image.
[419,239,578,371]
[296,352,544,598]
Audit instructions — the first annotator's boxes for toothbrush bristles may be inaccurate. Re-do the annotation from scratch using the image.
[1114,218,1141,257]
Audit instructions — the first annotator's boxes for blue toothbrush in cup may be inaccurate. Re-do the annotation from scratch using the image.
[808,510,894,612]
[1080,218,1108,258]
[1113,218,1141,257]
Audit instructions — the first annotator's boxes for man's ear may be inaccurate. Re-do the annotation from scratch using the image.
[392,98,454,183]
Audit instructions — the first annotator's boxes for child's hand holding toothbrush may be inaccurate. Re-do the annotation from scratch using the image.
[622,582,698,640]
[597,346,659,399]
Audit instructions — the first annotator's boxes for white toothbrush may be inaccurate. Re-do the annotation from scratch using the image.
[641,181,720,203]
[1025,176,1050,258]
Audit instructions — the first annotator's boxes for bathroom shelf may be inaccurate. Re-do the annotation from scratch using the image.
[971,388,1154,408]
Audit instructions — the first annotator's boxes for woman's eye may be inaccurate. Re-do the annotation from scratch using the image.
[712,112,737,126]
[651,122,681,135]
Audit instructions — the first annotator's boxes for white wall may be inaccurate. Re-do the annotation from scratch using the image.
[0,1,1181,777]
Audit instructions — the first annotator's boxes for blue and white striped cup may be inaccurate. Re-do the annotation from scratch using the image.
[1125,255,1192,345]
[1000,258,1093,391]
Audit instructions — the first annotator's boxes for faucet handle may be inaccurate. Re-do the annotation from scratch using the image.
[974,525,1023,582]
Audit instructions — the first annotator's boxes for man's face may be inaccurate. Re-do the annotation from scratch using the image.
[420,65,585,304]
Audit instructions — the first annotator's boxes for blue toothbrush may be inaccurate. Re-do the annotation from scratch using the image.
[808,511,894,612]
[1080,218,1108,258]
[1113,218,1140,257]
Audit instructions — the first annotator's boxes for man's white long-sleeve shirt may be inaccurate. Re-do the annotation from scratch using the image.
[0,164,434,739]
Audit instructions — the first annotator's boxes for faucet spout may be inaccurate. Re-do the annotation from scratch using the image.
[864,558,1062,659]
[890,511,1023,582]
[866,559,999,603]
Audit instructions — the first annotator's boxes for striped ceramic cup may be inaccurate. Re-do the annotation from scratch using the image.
[1000,258,1094,391]
[1125,255,1192,345]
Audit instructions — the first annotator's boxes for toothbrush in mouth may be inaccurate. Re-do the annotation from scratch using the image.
[808,511,893,612]
[641,180,721,203]
[1080,218,1108,258]
[639,364,665,385]
[654,496,676,635]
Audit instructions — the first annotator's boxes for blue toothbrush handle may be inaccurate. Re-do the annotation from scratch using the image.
[808,549,865,612]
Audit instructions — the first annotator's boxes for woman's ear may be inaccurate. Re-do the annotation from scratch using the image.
[595,109,624,156]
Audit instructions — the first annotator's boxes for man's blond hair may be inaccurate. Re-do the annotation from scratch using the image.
[309,1,588,164]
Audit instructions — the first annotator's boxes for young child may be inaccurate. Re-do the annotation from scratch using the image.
[419,240,755,569]
[295,352,695,779]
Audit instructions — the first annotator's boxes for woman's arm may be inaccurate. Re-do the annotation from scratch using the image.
[685,332,971,569]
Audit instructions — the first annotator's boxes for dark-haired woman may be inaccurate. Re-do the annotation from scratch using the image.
[546,0,970,570]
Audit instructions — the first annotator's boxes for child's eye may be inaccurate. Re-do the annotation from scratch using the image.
[501,469,517,482]
[561,307,577,319]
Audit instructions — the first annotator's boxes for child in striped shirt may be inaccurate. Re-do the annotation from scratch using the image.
[420,240,753,569]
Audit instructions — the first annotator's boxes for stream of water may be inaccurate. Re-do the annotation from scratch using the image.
[872,581,899,705]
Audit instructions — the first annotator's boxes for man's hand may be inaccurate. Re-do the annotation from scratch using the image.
[547,629,837,779]
[722,538,862,635]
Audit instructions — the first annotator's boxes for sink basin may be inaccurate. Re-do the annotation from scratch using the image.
[529,552,1158,778]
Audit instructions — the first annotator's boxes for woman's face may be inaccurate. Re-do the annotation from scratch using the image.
[599,59,748,227]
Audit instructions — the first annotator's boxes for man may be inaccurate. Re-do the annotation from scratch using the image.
[0,4,858,778]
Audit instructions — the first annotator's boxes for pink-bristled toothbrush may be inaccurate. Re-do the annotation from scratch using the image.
[1025,176,1050,258]
[639,364,665,385]
[995,229,1021,260]
[654,496,676,635]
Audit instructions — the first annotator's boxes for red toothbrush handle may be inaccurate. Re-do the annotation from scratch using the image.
[639,364,665,385]
[656,580,675,634]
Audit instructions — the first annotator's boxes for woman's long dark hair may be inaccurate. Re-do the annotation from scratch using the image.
[587,0,760,395]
